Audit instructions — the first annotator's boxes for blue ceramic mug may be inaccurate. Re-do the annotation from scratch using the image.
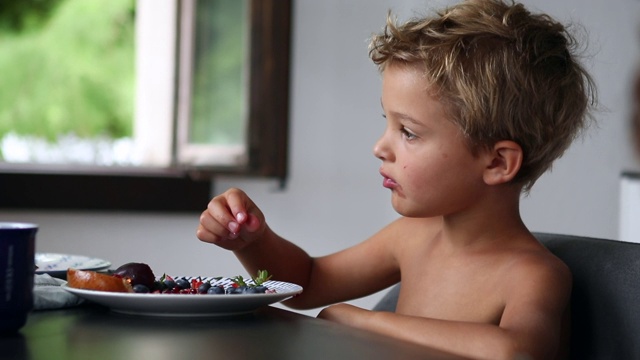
[0,222,37,334]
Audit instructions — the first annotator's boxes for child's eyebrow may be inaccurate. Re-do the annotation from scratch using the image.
[380,99,424,127]
[387,110,423,127]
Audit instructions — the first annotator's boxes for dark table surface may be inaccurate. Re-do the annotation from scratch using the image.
[2,304,468,360]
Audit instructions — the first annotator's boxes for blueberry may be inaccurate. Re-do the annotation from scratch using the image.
[197,282,212,294]
[253,285,268,293]
[243,287,259,294]
[163,279,176,290]
[207,286,225,295]
[133,284,150,293]
[227,286,245,294]
[175,278,190,290]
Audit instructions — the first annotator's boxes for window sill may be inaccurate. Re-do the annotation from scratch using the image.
[0,166,211,212]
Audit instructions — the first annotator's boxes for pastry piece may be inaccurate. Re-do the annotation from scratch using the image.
[67,268,133,293]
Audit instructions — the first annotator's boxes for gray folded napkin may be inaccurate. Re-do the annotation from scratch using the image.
[33,274,84,310]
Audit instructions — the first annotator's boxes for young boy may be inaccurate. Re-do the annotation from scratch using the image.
[197,0,595,359]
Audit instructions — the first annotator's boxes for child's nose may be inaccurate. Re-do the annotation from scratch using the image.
[373,134,391,161]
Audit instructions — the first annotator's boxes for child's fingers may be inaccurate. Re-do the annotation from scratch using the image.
[196,222,245,250]
[195,223,218,243]
[224,188,253,224]
[205,197,239,234]
[224,188,264,234]
[199,188,264,248]
[244,213,261,233]
[198,208,233,241]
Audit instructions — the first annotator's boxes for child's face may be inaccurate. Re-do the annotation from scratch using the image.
[374,64,488,218]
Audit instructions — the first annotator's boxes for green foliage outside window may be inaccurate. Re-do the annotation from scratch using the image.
[190,0,245,145]
[0,0,135,144]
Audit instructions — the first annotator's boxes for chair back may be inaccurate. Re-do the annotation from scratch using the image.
[373,232,640,360]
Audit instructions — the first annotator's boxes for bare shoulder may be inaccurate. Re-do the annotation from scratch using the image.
[500,238,572,314]
[495,237,572,358]
[505,241,571,289]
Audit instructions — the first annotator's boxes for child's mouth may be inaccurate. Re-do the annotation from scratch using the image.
[382,176,398,189]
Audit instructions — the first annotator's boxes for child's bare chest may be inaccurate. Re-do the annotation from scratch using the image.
[396,247,508,325]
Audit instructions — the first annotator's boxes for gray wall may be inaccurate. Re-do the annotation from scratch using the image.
[2,0,639,316]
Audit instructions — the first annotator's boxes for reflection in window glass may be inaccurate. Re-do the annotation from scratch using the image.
[190,0,246,147]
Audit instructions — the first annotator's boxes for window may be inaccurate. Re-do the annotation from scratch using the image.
[177,0,248,168]
[0,0,291,211]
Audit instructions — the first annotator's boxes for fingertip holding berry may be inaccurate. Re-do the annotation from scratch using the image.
[229,221,240,233]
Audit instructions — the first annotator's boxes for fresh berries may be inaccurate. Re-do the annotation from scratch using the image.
[143,270,275,295]
[132,284,150,293]
[207,285,225,294]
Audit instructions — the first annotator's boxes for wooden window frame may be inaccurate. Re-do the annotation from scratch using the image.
[0,0,291,212]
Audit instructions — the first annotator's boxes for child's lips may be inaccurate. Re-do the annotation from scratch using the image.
[380,171,398,189]
[382,177,398,189]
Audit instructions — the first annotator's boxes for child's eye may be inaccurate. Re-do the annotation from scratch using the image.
[401,127,417,140]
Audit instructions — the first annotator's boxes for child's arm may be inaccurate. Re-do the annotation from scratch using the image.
[197,188,401,308]
[197,188,312,286]
[318,255,571,360]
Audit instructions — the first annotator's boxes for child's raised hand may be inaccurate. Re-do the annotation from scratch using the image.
[196,188,265,251]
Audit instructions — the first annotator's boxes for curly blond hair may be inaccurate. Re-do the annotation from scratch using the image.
[369,0,596,191]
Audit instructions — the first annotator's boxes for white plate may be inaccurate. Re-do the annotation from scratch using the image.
[62,277,303,317]
[35,253,111,277]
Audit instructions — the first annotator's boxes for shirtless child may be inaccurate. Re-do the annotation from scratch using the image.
[197,1,595,359]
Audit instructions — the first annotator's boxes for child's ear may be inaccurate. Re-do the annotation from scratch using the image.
[482,140,523,185]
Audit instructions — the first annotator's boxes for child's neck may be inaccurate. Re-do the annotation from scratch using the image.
[439,186,526,251]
